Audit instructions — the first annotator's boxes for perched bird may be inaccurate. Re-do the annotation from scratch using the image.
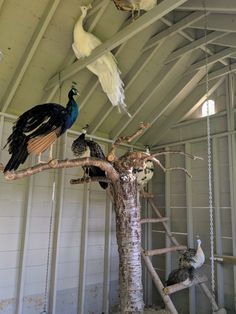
[72,5,130,117]
[4,87,79,172]
[71,125,108,190]
[133,146,154,186]
[166,266,195,286]
[179,239,205,269]
[112,0,157,15]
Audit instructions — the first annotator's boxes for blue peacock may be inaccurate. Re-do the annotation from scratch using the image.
[4,86,79,172]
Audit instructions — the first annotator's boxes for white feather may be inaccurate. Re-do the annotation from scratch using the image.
[72,5,130,116]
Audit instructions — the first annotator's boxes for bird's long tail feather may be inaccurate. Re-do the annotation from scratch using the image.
[95,65,131,117]
[4,134,29,172]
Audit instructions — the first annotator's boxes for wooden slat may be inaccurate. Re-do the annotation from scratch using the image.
[140,217,169,224]
[163,275,208,295]
[141,250,178,314]
[144,245,187,256]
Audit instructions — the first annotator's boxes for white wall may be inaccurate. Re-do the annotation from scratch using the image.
[151,76,236,313]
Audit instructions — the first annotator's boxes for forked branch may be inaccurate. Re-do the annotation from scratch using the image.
[107,122,149,162]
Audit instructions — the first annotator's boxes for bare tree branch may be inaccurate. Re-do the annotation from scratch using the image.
[153,151,203,160]
[3,157,119,182]
[70,176,111,185]
[165,166,192,178]
[107,122,149,162]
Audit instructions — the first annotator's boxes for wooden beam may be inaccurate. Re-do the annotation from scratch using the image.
[143,11,208,52]
[189,13,236,33]
[40,0,110,103]
[134,68,206,144]
[88,39,166,134]
[213,33,236,48]
[166,31,227,64]
[150,77,225,145]
[212,138,225,307]
[199,63,236,84]
[45,0,189,90]
[15,157,34,314]
[77,183,90,314]
[48,135,67,314]
[163,275,208,295]
[214,255,236,265]
[141,251,178,314]
[0,0,60,112]
[144,245,187,256]
[180,0,236,13]
[185,48,236,74]
[185,143,196,314]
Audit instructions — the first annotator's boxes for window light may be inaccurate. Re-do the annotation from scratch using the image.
[201,99,215,117]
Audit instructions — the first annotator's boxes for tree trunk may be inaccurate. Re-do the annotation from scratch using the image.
[113,172,144,313]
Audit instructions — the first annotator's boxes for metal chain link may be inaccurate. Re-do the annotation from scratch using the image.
[40,181,55,314]
[203,1,216,311]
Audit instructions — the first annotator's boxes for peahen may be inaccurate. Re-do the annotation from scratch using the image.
[179,239,205,269]
[166,266,195,286]
[72,5,131,117]
[4,87,79,172]
[71,125,108,190]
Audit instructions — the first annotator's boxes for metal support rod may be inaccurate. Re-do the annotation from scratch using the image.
[185,143,196,314]
[77,182,90,314]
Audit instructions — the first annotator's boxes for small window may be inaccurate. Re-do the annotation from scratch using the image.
[201,99,215,117]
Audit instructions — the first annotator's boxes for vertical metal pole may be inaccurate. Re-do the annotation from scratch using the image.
[165,147,171,279]
[102,193,112,314]
[48,134,67,314]
[185,143,196,314]
[77,182,90,314]
[226,74,236,311]
[212,137,224,307]
[15,156,34,314]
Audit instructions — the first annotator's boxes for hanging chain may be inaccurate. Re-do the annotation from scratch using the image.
[203,1,216,310]
[40,181,56,314]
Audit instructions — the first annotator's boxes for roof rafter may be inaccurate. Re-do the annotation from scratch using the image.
[166,31,227,64]
[185,48,236,74]
[110,52,200,140]
[179,0,236,13]
[142,11,208,52]
[40,0,110,103]
[199,63,236,84]
[213,34,236,49]
[188,13,236,33]
[0,0,61,113]
[142,77,225,145]
[88,36,181,134]
[45,0,189,91]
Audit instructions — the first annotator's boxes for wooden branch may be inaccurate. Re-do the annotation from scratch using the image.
[3,157,119,183]
[70,176,111,185]
[163,275,208,295]
[165,166,192,178]
[107,122,149,162]
[140,218,169,224]
[144,245,187,256]
[153,151,203,161]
